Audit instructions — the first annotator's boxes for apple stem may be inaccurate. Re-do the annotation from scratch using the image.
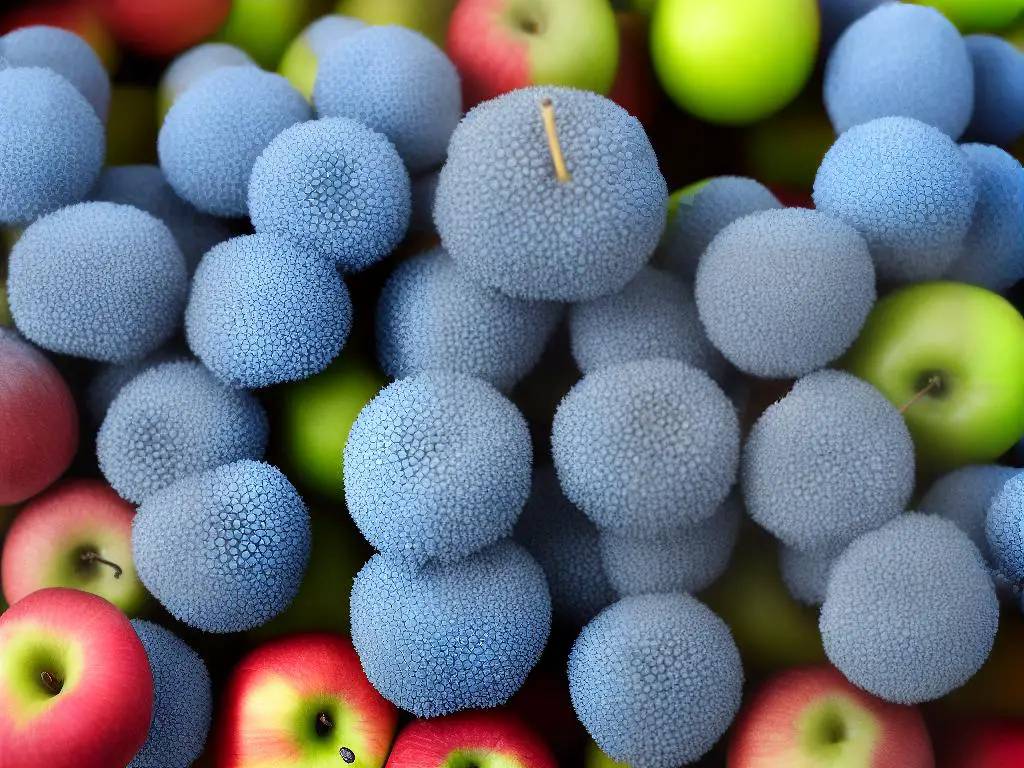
[80,551,123,579]
[540,98,572,183]
[40,671,62,695]
[318,712,333,730]
[899,375,943,414]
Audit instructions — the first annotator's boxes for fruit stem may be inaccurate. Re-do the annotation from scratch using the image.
[40,671,62,695]
[899,375,943,414]
[80,551,123,579]
[319,712,333,730]
[540,98,572,183]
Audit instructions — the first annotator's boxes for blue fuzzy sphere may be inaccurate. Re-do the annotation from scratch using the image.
[377,248,562,392]
[1,26,110,120]
[87,347,189,423]
[824,3,973,139]
[779,544,837,607]
[569,593,743,767]
[7,202,186,362]
[986,472,1024,583]
[813,116,977,285]
[946,144,1024,293]
[514,466,614,626]
[133,460,311,633]
[821,514,998,704]
[660,176,781,281]
[570,265,727,381]
[128,620,212,768]
[344,372,532,565]
[248,117,410,272]
[350,540,551,717]
[159,67,310,217]
[743,370,915,554]
[435,86,667,301]
[314,25,461,173]
[552,358,740,534]
[964,35,1024,147]
[161,43,255,106]
[98,360,269,503]
[186,234,352,389]
[0,67,104,225]
[90,164,231,274]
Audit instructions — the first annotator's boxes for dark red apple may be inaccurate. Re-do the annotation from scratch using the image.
[607,12,660,127]
[93,0,231,57]
[937,719,1024,768]
[386,708,558,768]
[0,330,78,506]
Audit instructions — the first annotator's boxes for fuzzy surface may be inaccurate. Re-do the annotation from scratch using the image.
[779,543,838,606]
[568,593,743,767]
[7,202,186,363]
[344,372,532,565]
[821,514,998,704]
[350,540,551,717]
[133,460,310,633]
[435,86,667,301]
[161,42,255,102]
[964,34,1024,147]
[986,472,1024,583]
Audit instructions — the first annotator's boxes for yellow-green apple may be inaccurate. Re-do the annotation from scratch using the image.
[0,587,153,767]
[216,633,399,768]
[843,282,1024,472]
[910,0,1022,33]
[217,0,316,69]
[278,15,367,100]
[335,0,459,47]
[386,709,558,767]
[0,330,78,506]
[1,479,146,614]
[728,665,934,767]
[650,0,820,124]
[446,0,620,109]
[585,740,628,768]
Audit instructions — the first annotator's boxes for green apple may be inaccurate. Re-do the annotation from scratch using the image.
[334,0,459,47]
[278,15,368,100]
[650,0,820,124]
[741,95,835,190]
[586,740,630,768]
[843,281,1024,472]
[279,352,385,501]
[911,0,1024,33]
[217,0,318,69]
[248,511,369,640]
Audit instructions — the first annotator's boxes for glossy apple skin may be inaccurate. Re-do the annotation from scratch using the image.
[335,0,458,48]
[1,479,146,614]
[607,12,659,127]
[0,331,78,506]
[0,588,153,768]
[94,0,231,57]
[217,633,398,768]
[938,719,1024,767]
[386,709,558,768]
[844,282,1024,472]
[728,665,933,768]
[217,0,313,69]
[446,0,619,109]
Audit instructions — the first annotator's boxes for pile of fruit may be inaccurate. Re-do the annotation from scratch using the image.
[2,0,1024,766]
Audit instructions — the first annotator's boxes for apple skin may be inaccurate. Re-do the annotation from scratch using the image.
[936,719,1024,767]
[650,0,819,125]
[1,478,147,615]
[446,0,620,110]
[216,633,399,768]
[607,12,660,127]
[584,740,629,768]
[0,0,118,70]
[728,665,934,768]
[843,282,1024,472]
[0,587,153,768]
[336,0,458,48]
[94,0,231,58]
[217,0,315,69]
[105,85,158,166]
[0,331,79,507]
[386,708,558,768]
[910,0,1022,33]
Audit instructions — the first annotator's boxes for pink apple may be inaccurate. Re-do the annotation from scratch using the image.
[0,587,153,768]
[728,665,934,768]
[386,708,558,768]
[937,719,1024,767]
[0,330,78,506]
[216,633,399,768]
[607,12,660,127]
[446,0,620,109]
[1,478,146,614]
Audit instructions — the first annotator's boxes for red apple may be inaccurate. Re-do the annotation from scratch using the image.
[937,719,1024,768]
[216,633,399,768]
[446,0,620,109]
[386,708,558,768]
[1,478,146,614]
[607,12,659,127]
[728,665,934,768]
[0,587,153,768]
[0,330,78,506]
[93,0,231,58]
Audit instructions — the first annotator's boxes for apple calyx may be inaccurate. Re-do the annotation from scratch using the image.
[314,711,356,764]
[540,98,572,183]
[39,670,63,696]
[899,374,944,414]
[79,550,123,579]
